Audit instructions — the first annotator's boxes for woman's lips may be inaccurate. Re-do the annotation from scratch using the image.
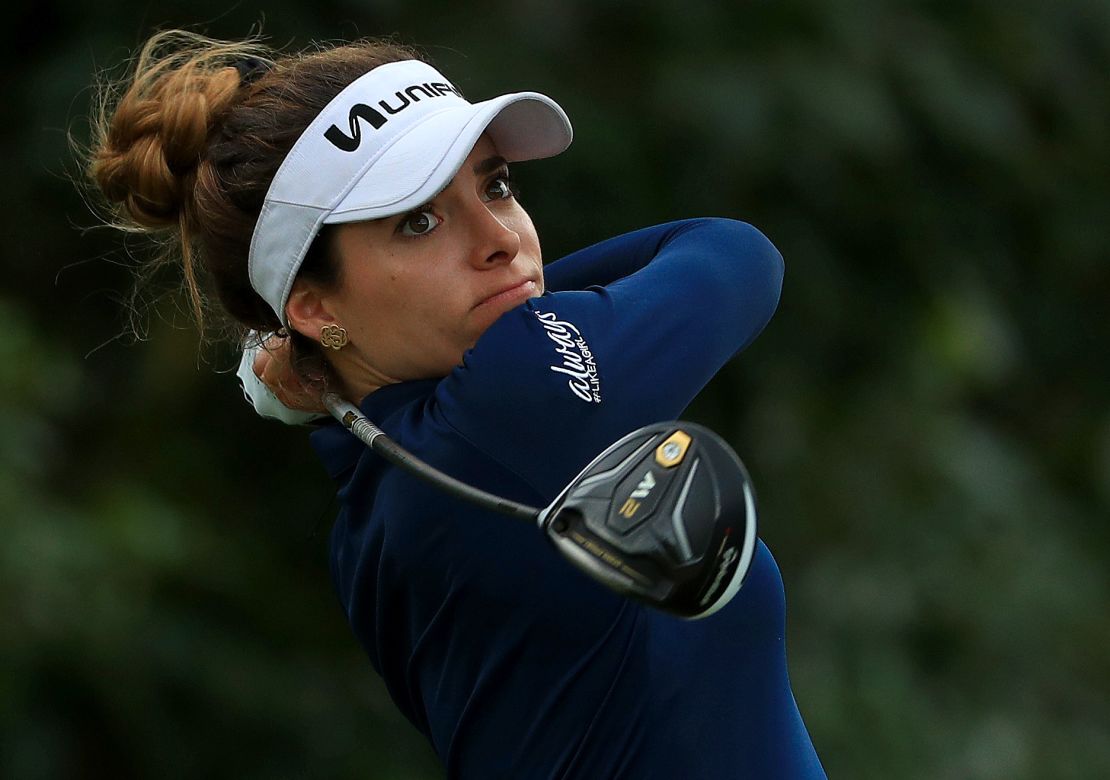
[475,279,539,311]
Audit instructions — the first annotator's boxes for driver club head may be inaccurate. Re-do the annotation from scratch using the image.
[538,421,758,619]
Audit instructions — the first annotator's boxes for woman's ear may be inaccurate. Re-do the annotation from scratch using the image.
[285,278,338,341]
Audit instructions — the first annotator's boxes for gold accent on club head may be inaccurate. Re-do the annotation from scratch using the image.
[619,498,642,518]
[655,430,692,468]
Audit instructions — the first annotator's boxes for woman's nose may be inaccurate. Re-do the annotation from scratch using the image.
[467,202,521,269]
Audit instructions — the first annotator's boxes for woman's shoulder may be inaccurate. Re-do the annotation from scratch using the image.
[438,292,605,410]
[428,293,615,498]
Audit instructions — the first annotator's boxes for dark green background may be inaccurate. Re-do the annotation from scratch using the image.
[3,1,1107,777]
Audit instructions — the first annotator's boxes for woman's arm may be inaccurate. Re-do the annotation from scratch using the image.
[437,217,784,500]
[543,220,720,292]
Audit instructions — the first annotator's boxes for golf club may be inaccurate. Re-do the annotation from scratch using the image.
[323,393,758,619]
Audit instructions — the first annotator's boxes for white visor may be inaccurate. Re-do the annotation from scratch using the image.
[248,59,573,326]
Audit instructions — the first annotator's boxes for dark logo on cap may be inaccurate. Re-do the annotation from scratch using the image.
[324,81,462,152]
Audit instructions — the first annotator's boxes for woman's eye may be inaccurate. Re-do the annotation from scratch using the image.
[399,209,441,237]
[485,176,515,201]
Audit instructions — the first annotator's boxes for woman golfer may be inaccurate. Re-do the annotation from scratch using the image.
[87,30,825,779]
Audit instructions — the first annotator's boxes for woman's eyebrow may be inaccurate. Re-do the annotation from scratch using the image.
[473,155,509,176]
[413,155,511,208]
[409,155,510,209]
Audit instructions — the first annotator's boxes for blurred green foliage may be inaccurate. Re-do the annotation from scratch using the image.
[1,0,1107,777]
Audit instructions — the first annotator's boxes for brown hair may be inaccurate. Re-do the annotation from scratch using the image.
[85,29,423,381]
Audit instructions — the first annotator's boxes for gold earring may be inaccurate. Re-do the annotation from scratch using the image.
[320,324,349,350]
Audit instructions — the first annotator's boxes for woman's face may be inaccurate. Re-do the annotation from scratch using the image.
[307,134,544,391]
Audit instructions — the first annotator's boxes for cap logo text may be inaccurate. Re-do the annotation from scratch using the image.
[324,81,463,152]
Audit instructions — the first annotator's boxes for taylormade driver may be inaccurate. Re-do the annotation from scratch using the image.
[324,394,757,619]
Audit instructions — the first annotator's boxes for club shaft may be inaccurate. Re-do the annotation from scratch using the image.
[322,393,540,522]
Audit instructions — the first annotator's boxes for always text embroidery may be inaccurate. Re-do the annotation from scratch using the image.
[534,310,602,404]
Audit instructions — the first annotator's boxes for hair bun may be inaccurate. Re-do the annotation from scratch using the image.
[92,56,242,229]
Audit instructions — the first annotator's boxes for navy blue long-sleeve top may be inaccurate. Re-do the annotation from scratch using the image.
[310,219,825,779]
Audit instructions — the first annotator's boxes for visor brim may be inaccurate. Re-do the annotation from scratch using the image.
[324,92,572,225]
